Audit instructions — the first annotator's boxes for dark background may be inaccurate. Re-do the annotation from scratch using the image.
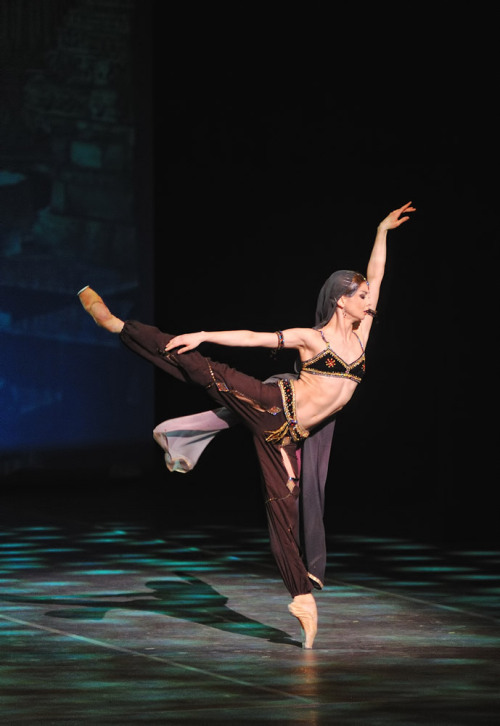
[0,1,495,542]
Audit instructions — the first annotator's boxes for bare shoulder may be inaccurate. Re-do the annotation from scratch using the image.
[283,328,319,348]
[282,327,322,355]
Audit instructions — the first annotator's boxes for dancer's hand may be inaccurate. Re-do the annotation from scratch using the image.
[378,201,416,232]
[164,332,205,354]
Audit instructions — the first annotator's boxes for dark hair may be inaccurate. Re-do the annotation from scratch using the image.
[314,270,367,327]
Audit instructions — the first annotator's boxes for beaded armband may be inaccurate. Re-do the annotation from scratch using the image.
[270,330,284,358]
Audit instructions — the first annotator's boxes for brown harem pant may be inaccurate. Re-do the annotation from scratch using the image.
[120,320,313,597]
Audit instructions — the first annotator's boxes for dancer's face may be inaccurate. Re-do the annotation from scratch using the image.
[342,282,371,320]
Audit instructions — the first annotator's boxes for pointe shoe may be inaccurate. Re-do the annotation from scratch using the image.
[288,597,318,649]
[77,286,122,332]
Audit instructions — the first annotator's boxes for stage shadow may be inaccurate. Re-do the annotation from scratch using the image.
[2,571,299,647]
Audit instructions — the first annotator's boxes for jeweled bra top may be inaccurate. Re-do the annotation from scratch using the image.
[300,329,366,383]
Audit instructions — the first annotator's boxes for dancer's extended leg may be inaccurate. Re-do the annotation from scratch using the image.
[78,287,190,384]
[78,286,124,333]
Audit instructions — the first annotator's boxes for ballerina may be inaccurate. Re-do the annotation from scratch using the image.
[78,201,414,648]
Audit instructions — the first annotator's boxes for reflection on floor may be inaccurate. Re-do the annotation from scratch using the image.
[1,494,500,724]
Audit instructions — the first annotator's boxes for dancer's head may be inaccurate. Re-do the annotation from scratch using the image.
[315,270,368,326]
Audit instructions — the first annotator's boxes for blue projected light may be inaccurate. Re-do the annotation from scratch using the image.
[0,7,153,464]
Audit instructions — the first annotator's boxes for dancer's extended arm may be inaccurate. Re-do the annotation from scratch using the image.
[164,327,314,355]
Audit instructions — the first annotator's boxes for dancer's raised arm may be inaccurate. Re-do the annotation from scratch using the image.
[365,201,415,311]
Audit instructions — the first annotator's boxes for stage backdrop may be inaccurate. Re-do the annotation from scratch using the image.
[0,0,154,479]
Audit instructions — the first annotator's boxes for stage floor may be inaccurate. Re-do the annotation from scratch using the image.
[1,483,500,725]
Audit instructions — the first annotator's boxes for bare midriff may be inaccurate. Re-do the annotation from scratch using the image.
[293,372,359,432]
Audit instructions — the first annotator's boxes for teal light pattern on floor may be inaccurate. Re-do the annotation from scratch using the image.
[1,519,500,723]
